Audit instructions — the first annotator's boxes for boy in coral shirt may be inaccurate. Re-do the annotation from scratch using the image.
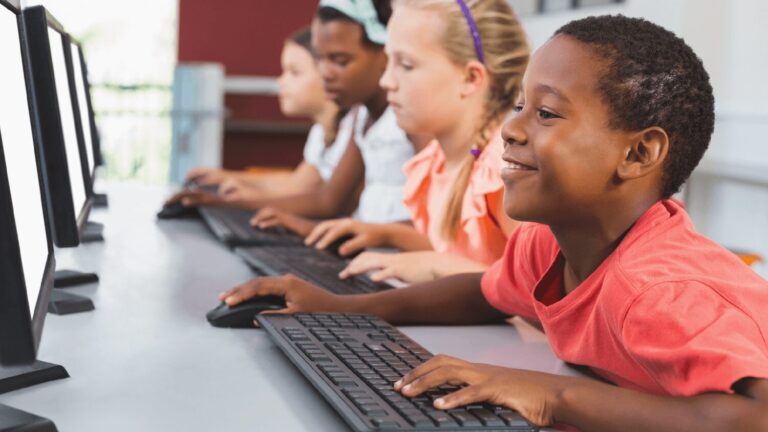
[221,15,768,431]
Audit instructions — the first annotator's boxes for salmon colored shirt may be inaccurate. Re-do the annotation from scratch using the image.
[402,133,508,265]
[481,200,768,396]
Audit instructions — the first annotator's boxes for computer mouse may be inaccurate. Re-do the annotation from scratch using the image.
[156,201,198,219]
[206,296,286,328]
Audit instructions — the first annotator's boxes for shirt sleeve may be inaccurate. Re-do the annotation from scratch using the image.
[481,223,553,320]
[622,281,768,396]
[302,124,325,168]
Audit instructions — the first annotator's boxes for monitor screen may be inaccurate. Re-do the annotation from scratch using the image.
[48,27,86,215]
[0,8,49,317]
[70,42,95,177]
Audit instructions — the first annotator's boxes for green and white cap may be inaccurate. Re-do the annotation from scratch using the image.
[318,0,387,45]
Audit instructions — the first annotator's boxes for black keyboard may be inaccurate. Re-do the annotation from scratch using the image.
[235,246,392,295]
[197,206,305,247]
[257,313,538,431]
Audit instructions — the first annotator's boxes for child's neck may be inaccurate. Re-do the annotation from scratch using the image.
[312,101,339,146]
[437,107,488,171]
[362,90,389,133]
[550,195,661,294]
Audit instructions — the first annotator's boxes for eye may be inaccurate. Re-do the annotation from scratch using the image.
[513,104,524,113]
[396,57,413,71]
[537,109,560,120]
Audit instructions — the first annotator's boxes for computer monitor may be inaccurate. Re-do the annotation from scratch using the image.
[22,6,92,248]
[0,0,68,393]
[65,36,97,189]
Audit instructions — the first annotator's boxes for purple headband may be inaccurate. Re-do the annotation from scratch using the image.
[455,0,485,64]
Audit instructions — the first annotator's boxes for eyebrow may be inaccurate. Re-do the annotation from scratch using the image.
[534,83,571,104]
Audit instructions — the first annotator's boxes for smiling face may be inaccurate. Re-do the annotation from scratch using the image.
[277,41,325,117]
[500,35,647,226]
[379,6,469,136]
[311,18,388,109]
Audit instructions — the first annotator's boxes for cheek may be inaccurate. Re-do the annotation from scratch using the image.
[541,134,618,201]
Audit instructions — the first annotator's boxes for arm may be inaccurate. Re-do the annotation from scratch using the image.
[304,219,433,256]
[219,272,507,325]
[239,138,366,216]
[396,358,768,431]
[167,140,365,214]
[339,251,489,284]
[235,161,324,197]
[553,376,768,431]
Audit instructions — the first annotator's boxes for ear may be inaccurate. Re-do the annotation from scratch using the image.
[460,60,488,98]
[616,127,669,180]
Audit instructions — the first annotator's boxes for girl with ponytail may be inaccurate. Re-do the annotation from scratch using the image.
[304,0,529,283]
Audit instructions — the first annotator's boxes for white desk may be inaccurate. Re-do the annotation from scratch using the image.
[0,182,583,431]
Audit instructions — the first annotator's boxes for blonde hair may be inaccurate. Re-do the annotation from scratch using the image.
[394,0,529,240]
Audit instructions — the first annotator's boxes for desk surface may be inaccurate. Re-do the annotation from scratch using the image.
[0,182,582,431]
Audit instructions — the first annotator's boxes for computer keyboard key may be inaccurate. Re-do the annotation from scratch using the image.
[496,409,532,427]
[471,408,506,427]
[370,419,399,429]
[450,411,483,427]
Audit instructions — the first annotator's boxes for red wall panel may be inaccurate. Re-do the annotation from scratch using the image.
[177,0,318,168]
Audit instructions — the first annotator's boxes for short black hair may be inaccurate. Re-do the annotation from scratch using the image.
[556,15,715,198]
[316,0,392,48]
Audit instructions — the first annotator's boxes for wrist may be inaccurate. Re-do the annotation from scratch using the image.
[549,376,582,426]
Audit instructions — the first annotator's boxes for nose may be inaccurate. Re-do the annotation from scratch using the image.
[501,110,527,148]
[317,59,337,83]
[379,58,396,91]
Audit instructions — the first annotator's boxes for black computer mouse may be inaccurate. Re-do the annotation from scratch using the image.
[156,202,198,219]
[206,296,286,328]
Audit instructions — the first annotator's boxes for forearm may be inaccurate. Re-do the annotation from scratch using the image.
[257,163,322,198]
[341,273,506,325]
[553,376,768,432]
[381,223,433,251]
[430,254,489,279]
[237,189,350,217]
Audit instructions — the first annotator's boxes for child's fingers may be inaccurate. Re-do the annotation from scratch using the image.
[338,253,382,279]
[221,279,260,305]
[304,220,335,246]
[399,364,472,398]
[395,355,465,390]
[222,276,290,305]
[165,191,187,205]
[315,223,351,250]
[370,267,397,282]
[434,385,486,410]
[250,208,275,226]
[338,235,370,256]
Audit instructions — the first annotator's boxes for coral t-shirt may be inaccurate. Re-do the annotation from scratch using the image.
[402,132,508,265]
[481,200,768,396]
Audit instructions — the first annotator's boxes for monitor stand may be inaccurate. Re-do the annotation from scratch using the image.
[0,404,58,432]
[48,290,94,315]
[0,361,69,395]
[80,221,104,243]
[93,192,108,208]
[53,270,98,288]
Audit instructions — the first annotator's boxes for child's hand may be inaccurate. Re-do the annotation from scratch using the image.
[164,190,226,208]
[218,178,263,203]
[250,207,318,237]
[305,218,387,256]
[218,274,346,314]
[339,251,439,283]
[394,355,563,427]
[184,167,231,185]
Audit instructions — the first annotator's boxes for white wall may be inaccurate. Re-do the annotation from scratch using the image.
[517,0,768,276]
